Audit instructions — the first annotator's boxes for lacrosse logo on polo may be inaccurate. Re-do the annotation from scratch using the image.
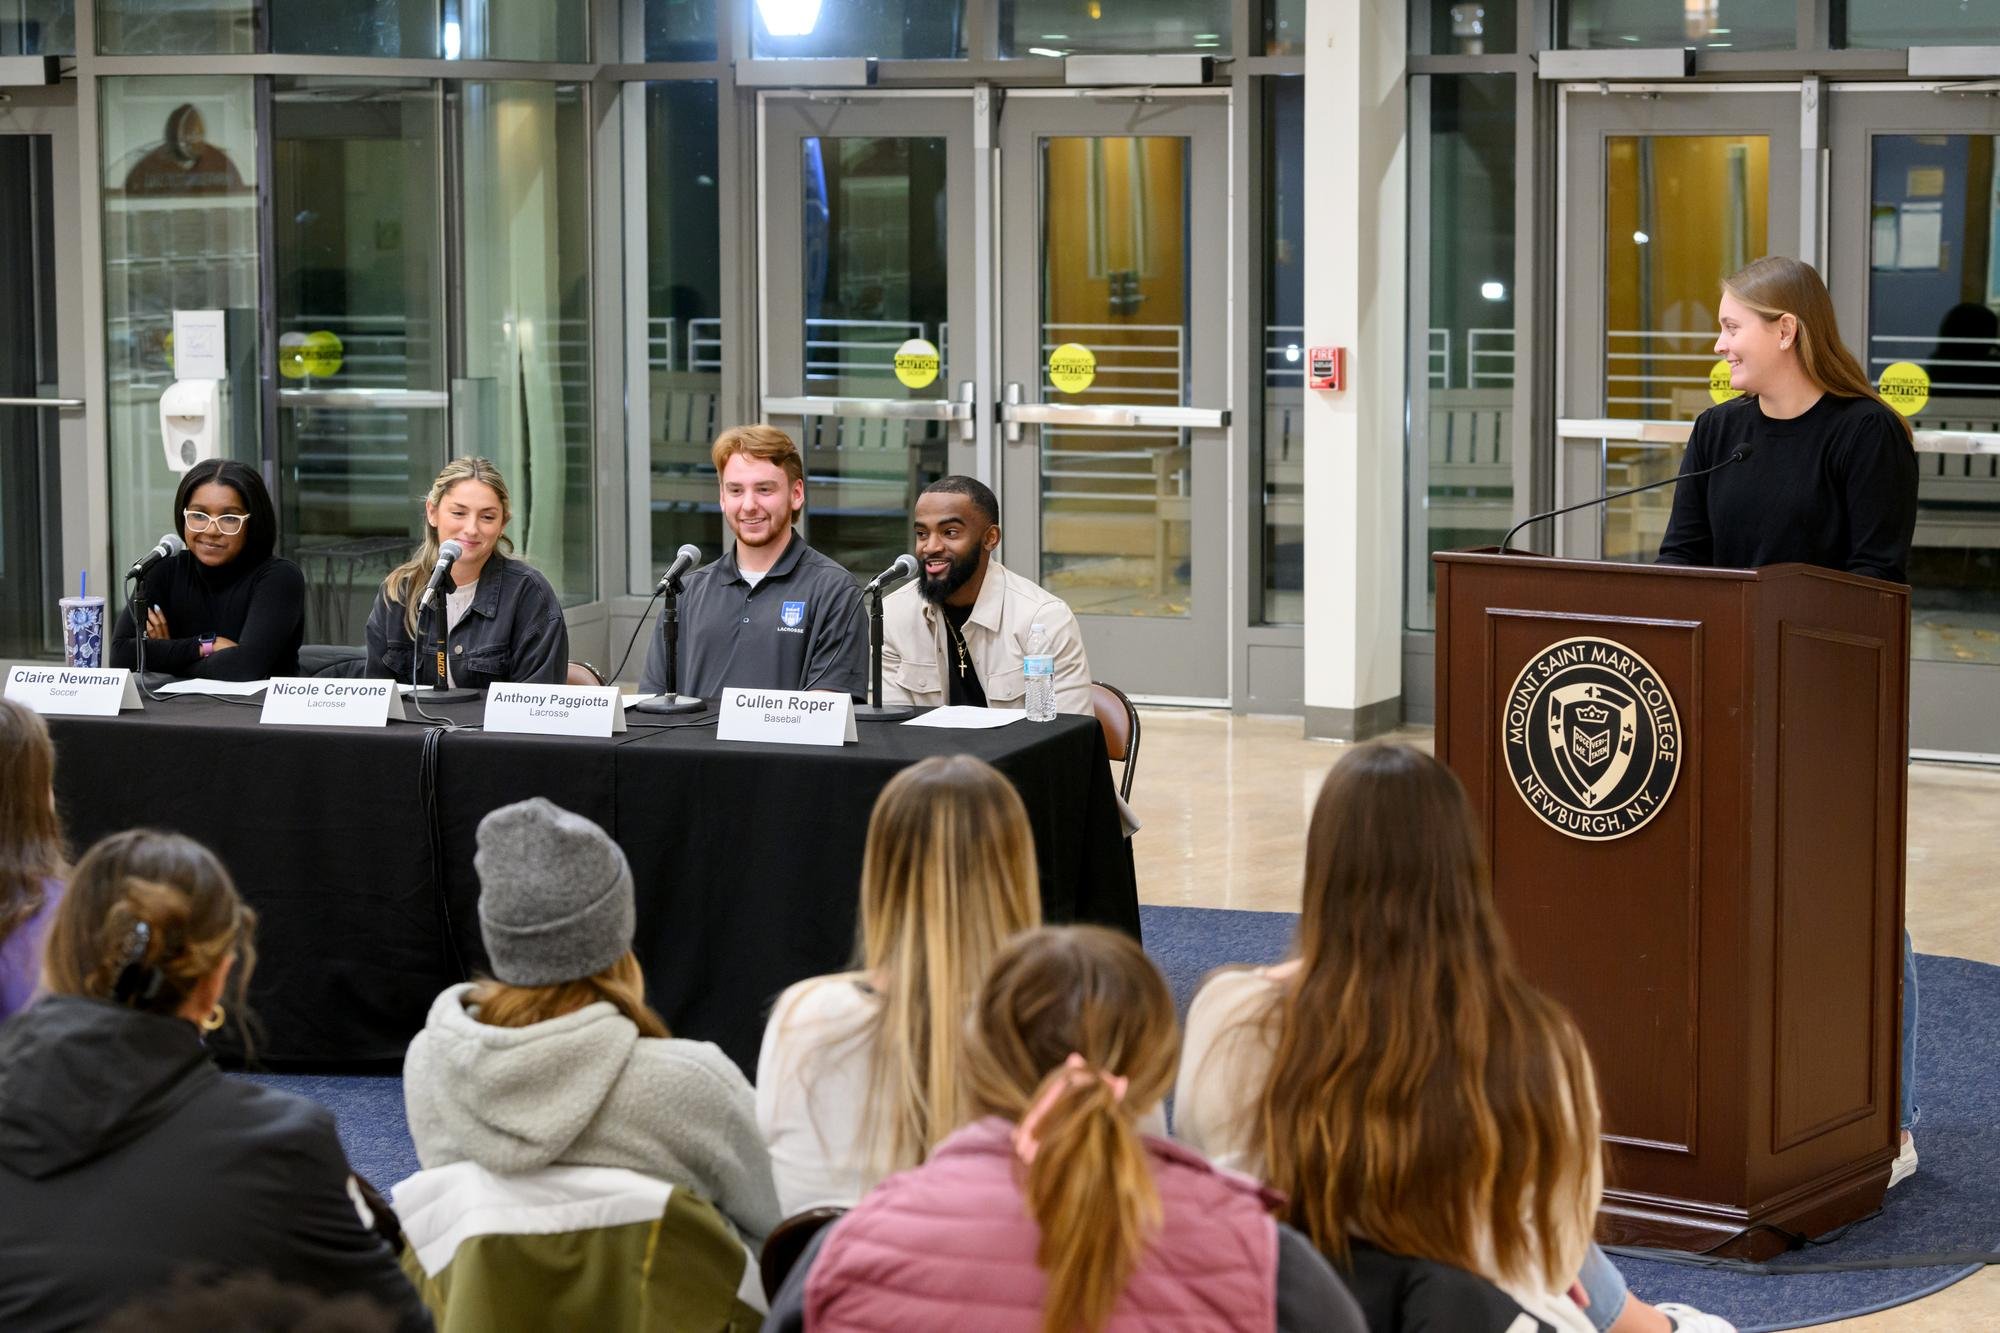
[1502,635,1681,842]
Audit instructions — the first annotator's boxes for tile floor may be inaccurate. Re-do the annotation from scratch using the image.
[1126,709,2000,1332]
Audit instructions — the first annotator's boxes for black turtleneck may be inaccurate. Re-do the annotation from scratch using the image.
[108,550,305,680]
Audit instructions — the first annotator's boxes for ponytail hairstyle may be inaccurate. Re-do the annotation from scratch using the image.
[1723,256,1914,441]
[1248,743,1602,1294]
[42,829,256,1026]
[380,457,515,635]
[846,754,1041,1179]
[0,698,65,949]
[964,926,1179,1333]
[467,951,669,1038]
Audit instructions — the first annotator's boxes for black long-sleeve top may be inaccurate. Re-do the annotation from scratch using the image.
[1656,392,1918,583]
[108,551,305,680]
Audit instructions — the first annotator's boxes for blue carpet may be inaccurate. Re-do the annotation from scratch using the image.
[238,905,1996,1331]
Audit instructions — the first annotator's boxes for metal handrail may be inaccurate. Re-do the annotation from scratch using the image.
[761,395,970,421]
[0,396,84,408]
[279,387,450,409]
[1003,401,1229,429]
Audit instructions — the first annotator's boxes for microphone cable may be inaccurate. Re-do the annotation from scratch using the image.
[607,586,665,687]
[417,723,468,981]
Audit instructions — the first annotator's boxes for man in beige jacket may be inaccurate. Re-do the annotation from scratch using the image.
[878,475,1094,714]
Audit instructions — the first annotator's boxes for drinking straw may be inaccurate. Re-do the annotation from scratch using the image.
[80,571,86,599]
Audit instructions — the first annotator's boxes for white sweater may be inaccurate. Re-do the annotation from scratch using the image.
[1175,966,1598,1333]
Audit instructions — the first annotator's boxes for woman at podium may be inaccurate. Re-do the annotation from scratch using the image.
[365,457,568,689]
[1658,255,1921,1185]
[109,459,305,680]
[1657,256,1917,581]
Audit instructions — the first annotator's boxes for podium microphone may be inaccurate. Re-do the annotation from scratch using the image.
[865,553,919,594]
[655,543,702,592]
[1500,446,1754,553]
[416,540,465,613]
[127,533,185,580]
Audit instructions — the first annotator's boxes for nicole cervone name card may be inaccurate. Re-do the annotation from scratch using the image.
[260,678,405,728]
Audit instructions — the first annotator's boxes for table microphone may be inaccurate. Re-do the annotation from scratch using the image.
[865,553,918,594]
[655,543,701,592]
[416,540,464,613]
[1499,446,1755,553]
[127,533,185,580]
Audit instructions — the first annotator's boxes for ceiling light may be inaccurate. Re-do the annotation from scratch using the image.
[756,0,823,38]
[1029,46,1065,57]
[1481,281,1505,300]
[1633,230,1650,244]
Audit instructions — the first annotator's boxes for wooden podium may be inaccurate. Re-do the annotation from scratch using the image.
[1433,550,1909,1257]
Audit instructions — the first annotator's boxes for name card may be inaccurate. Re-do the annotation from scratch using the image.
[5,665,142,716]
[484,684,626,737]
[260,677,406,728]
[716,688,857,747]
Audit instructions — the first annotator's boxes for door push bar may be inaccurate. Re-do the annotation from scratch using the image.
[999,381,1229,442]
[762,381,978,442]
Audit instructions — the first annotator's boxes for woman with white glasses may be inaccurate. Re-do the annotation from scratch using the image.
[109,460,305,681]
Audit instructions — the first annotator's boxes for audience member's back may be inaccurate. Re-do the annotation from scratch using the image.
[0,829,428,1333]
[757,755,1041,1214]
[764,926,1365,1333]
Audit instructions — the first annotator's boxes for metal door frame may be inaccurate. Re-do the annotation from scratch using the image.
[0,86,88,659]
[1555,82,1805,558]
[997,89,1233,704]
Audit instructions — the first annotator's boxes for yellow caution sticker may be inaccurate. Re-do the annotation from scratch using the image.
[1048,342,1097,395]
[892,338,940,390]
[302,329,344,378]
[278,332,308,380]
[1708,359,1743,404]
[1877,361,1929,417]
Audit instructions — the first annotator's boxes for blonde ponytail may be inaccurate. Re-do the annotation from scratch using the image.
[965,927,1181,1333]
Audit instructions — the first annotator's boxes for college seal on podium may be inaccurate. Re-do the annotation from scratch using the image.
[1502,635,1681,842]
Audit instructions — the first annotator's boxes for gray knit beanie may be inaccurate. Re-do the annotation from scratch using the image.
[474,797,635,987]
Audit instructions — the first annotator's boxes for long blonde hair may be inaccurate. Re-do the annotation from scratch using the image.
[850,755,1041,1178]
[381,457,515,634]
[964,926,1179,1333]
[1248,743,1602,1293]
[1724,256,1914,440]
[466,951,668,1038]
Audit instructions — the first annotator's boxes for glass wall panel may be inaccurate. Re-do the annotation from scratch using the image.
[1038,134,1192,617]
[630,0,718,60]
[457,82,594,608]
[1408,74,1514,632]
[1864,132,2000,671]
[100,76,261,573]
[1263,0,1304,55]
[1563,0,1791,52]
[1262,78,1303,625]
[1002,0,1228,57]
[751,0,963,59]
[273,78,446,644]
[1598,132,1767,561]
[797,133,950,573]
[2,0,73,55]
[98,0,255,54]
[1849,1,2000,48]
[1427,0,1516,55]
[640,81,722,589]
[0,133,62,657]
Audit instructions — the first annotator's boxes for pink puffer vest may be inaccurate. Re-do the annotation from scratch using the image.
[804,1116,1282,1332]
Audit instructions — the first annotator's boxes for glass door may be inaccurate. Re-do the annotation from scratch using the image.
[998,93,1230,701]
[271,78,449,646]
[1557,87,1800,559]
[1827,87,2000,756]
[0,89,84,661]
[758,92,977,576]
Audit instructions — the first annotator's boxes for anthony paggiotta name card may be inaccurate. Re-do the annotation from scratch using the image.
[484,684,625,737]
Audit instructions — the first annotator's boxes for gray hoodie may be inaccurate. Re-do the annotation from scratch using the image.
[402,984,781,1246]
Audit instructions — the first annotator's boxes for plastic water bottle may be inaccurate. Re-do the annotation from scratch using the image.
[1023,622,1057,722]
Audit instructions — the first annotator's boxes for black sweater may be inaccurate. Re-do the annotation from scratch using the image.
[108,551,306,680]
[1656,392,1918,583]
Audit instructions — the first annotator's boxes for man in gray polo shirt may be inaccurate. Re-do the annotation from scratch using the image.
[639,424,867,699]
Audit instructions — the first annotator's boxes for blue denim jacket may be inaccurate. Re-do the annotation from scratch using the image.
[364,551,568,690]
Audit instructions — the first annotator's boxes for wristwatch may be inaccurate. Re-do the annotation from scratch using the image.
[198,636,217,659]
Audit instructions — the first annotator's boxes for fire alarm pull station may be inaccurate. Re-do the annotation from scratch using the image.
[1307,346,1344,391]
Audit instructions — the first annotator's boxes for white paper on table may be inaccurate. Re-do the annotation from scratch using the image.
[902,706,1027,730]
[152,678,270,697]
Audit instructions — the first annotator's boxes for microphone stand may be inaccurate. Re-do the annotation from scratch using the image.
[1498,448,1750,554]
[853,583,915,721]
[633,575,704,714]
[124,574,165,704]
[418,598,479,705]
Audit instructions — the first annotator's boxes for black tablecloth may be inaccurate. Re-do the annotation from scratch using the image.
[46,697,1139,1072]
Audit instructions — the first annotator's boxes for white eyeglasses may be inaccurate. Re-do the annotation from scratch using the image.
[184,510,251,536]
